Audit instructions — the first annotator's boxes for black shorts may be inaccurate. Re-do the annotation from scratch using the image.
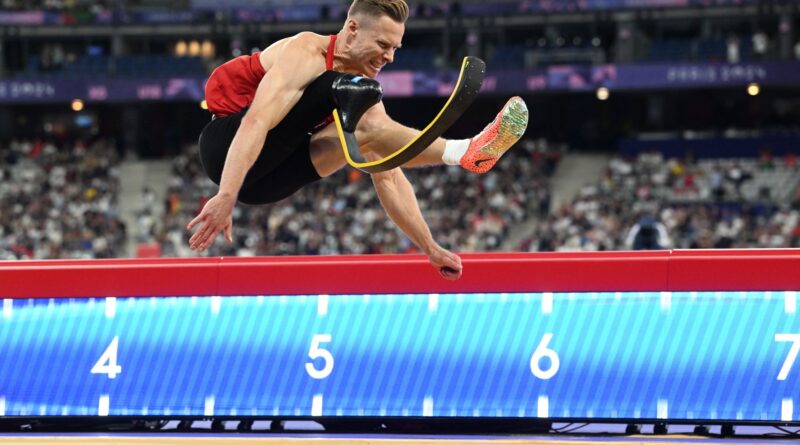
[198,71,340,205]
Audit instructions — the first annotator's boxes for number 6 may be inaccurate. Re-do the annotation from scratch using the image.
[305,334,334,379]
[530,333,559,379]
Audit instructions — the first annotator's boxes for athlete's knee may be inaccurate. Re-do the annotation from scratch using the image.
[354,102,391,142]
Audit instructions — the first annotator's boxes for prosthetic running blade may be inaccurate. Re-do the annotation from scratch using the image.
[334,56,486,174]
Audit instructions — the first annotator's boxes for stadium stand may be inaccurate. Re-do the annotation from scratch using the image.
[517,152,800,252]
[0,138,127,259]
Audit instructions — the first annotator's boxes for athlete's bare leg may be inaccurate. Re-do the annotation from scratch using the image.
[308,129,347,177]
[308,111,443,176]
[355,102,446,168]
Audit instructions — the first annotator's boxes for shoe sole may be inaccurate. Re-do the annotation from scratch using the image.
[463,97,529,173]
[477,97,529,158]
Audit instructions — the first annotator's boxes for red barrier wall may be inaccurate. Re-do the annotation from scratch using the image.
[0,250,798,298]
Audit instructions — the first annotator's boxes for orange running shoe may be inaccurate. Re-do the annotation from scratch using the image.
[460,96,529,174]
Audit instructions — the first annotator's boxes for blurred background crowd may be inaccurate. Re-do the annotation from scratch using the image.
[0,0,798,259]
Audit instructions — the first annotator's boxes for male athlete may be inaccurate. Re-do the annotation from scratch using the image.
[187,0,529,280]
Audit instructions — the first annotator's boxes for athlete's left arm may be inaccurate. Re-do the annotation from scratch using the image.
[370,163,463,280]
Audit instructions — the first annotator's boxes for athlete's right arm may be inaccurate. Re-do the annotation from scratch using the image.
[188,36,323,252]
[218,37,322,198]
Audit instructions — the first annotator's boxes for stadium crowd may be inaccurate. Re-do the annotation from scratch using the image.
[2,133,800,261]
[0,137,127,260]
[518,151,800,252]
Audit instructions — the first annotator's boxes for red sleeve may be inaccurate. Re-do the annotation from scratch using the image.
[205,52,267,117]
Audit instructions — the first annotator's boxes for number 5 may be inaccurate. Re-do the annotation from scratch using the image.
[305,334,334,379]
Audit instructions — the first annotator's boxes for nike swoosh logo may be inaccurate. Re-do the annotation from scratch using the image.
[474,157,494,166]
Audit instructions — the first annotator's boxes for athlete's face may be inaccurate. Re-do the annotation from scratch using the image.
[348,14,404,78]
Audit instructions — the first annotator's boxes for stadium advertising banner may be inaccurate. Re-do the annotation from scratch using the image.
[2,62,799,103]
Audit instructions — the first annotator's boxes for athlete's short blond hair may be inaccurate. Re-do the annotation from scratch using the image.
[348,0,409,24]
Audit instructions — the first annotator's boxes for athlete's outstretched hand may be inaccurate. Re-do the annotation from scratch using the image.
[187,193,235,252]
[427,245,463,281]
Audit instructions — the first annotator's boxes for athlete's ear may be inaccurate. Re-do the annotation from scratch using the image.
[346,17,359,35]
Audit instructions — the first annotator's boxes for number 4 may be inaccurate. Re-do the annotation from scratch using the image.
[91,337,122,379]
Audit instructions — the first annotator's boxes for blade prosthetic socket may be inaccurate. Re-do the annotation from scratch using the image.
[331,74,383,133]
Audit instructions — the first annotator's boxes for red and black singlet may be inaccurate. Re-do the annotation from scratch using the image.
[204,34,337,131]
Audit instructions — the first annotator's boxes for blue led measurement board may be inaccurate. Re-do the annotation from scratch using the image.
[2,290,799,421]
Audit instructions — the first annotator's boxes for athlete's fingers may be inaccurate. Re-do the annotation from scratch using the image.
[186,213,204,230]
[189,230,200,247]
[201,226,220,249]
[444,257,462,273]
[439,266,461,280]
[225,224,232,243]
[189,222,208,246]
[446,251,462,265]
[191,223,215,250]
[202,228,221,250]
[439,250,461,267]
